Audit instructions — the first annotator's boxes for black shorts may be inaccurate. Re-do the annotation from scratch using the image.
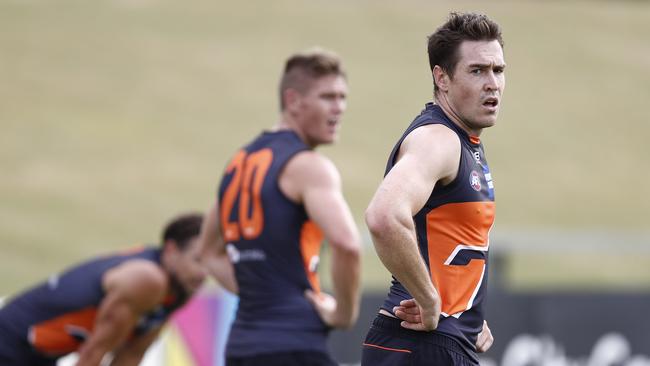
[0,342,56,366]
[361,314,478,366]
[226,350,337,366]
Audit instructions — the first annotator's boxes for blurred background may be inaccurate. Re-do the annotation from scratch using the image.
[1,0,649,364]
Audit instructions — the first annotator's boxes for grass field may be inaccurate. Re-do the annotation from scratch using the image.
[1,0,649,295]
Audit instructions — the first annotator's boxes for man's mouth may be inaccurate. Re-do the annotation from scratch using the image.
[482,97,500,112]
[483,97,499,108]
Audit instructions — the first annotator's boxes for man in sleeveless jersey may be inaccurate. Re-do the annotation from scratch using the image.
[0,213,205,366]
[200,48,361,366]
[361,12,504,365]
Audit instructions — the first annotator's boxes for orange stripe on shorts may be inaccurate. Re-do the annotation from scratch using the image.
[362,342,412,353]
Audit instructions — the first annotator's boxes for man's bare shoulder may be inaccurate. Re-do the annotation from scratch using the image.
[395,123,461,185]
[401,123,460,157]
[103,260,167,308]
[279,150,341,203]
[284,150,340,184]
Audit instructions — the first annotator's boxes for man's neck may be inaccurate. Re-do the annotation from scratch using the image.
[433,93,482,137]
[274,115,317,148]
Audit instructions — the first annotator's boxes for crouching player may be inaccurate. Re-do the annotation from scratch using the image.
[0,212,205,366]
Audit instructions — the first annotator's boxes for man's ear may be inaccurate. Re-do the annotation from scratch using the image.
[433,65,450,92]
[283,88,301,112]
[163,240,180,258]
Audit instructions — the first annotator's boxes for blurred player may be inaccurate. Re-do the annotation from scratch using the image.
[362,12,504,365]
[200,48,361,366]
[0,212,205,366]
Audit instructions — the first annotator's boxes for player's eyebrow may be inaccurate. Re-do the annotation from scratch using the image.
[468,62,507,69]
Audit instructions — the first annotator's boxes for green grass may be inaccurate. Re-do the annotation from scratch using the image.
[1,0,649,295]
[505,253,650,291]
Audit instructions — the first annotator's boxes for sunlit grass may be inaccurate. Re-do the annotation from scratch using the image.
[1,0,649,295]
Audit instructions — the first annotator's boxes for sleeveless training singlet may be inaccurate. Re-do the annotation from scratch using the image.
[218,130,329,358]
[381,103,496,360]
[0,247,184,363]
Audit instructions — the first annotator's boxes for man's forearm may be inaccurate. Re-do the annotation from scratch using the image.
[206,253,238,294]
[330,245,361,328]
[76,347,107,366]
[371,221,440,313]
[109,352,143,366]
[109,327,161,366]
[77,299,135,366]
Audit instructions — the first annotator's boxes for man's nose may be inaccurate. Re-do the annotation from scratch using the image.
[484,71,499,92]
[333,97,346,114]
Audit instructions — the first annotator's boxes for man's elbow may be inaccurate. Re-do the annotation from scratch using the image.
[337,315,359,330]
[365,205,393,240]
[329,235,361,259]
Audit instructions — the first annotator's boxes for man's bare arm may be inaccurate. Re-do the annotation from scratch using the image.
[282,151,361,329]
[109,327,162,366]
[200,202,238,294]
[476,320,494,353]
[76,261,166,366]
[365,124,460,331]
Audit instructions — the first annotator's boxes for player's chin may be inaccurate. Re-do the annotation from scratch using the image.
[319,135,337,145]
[186,281,204,294]
[476,115,498,129]
[323,126,339,141]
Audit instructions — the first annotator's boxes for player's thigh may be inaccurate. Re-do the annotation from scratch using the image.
[417,343,478,366]
[0,353,58,366]
[361,327,415,366]
[226,351,336,366]
[0,353,20,366]
[0,342,55,366]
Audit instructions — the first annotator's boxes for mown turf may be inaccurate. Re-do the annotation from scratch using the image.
[1,0,649,295]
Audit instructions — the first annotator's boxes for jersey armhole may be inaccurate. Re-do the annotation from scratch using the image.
[275,147,311,206]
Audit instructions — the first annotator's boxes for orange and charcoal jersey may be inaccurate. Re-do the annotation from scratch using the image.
[217,130,330,358]
[381,103,496,362]
[0,247,185,365]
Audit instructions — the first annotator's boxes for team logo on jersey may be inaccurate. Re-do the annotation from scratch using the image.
[226,243,266,263]
[470,170,482,191]
[64,325,91,342]
[47,274,60,290]
[482,164,495,199]
[308,255,320,273]
[226,243,241,263]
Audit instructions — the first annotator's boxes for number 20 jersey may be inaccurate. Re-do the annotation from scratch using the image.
[217,130,329,358]
[381,103,496,359]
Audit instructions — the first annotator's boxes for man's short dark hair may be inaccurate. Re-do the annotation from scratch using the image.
[162,212,203,250]
[428,12,503,91]
[278,48,346,110]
